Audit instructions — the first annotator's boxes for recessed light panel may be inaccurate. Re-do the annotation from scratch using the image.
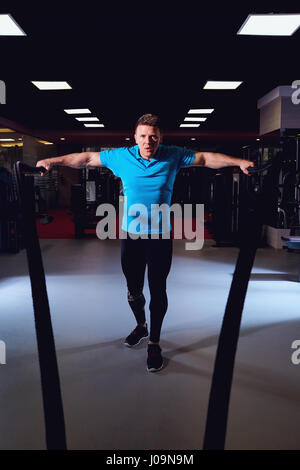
[180,124,200,128]
[184,117,207,122]
[0,143,23,147]
[237,14,300,36]
[32,81,72,90]
[204,81,242,89]
[0,14,26,36]
[188,109,214,114]
[84,124,104,127]
[75,117,99,121]
[64,109,91,114]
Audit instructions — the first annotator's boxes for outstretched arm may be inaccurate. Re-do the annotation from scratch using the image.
[36,152,102,175]
[191,151,254,175]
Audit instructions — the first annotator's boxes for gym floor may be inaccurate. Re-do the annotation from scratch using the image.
[1,238,300,450]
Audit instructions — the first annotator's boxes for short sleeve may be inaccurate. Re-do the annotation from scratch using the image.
[174,146,195,171]
[100,148,122,177]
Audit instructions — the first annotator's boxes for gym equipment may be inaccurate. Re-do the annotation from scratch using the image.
[263,133,300,234]
[13,162,67,450]
[71,166,120,238]
[0,166,21,253]
[211,137,300,247]
[281,235,300,282]
[202,155,282,450]
[211,168,237,246]
[35,185,54,224]
[210,144,263,247]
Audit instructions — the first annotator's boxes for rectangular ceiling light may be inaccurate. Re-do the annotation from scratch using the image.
[0,14,26,36]
[38,140,54,145]
[75,117,99,121]
[84,124,104,127]
[0,128,15,132]
[64,108,91,114]
[188,109,214,114]
[0,138,14,141]
[0,143,23,147]
[204,81,242,89]
[237,14,300,36]
[31,81,72,90]
[184,117,207,122]
[180,124,200,128]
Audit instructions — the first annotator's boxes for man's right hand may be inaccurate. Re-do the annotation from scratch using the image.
[36,159,53,175]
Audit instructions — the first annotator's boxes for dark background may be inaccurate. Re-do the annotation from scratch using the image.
[0,2,299,146]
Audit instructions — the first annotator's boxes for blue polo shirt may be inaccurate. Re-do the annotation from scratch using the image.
[100,144,195,234]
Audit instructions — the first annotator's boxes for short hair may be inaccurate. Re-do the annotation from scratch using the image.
[134,114,161,133]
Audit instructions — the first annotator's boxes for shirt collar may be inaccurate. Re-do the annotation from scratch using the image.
[134,144,160,162]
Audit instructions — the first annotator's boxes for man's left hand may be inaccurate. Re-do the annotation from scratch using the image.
[240,160,254,176]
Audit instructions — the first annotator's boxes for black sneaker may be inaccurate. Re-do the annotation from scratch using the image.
[147,344,163,372]
[124,323,149,347]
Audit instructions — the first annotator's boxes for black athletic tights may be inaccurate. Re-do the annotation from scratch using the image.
[121,235,173,343]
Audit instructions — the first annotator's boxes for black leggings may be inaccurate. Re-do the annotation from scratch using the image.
[121,236,173,343]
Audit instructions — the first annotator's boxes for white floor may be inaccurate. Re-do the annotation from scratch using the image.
[1,238,300,450]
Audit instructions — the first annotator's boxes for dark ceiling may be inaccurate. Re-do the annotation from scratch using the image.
[0,3,300,145]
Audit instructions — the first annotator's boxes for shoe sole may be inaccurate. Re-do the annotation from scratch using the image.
[147,361,164,372]
[124,334,149,348]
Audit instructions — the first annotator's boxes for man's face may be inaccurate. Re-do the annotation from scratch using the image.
[134,125,161,159]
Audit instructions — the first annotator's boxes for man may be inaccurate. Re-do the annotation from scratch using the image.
[36,113,253,373]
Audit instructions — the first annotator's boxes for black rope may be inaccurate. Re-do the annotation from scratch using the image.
[202,235,261,449]
[13,162,67,450]
[202,159,278,450]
